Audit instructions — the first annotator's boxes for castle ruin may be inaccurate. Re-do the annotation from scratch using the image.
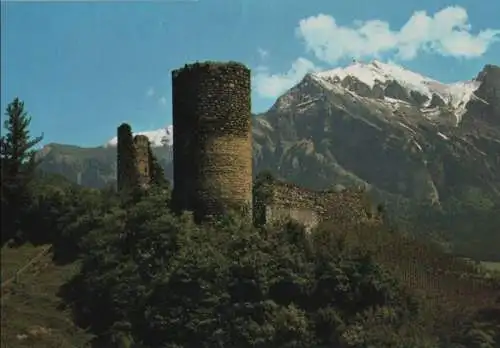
[116,123,151,191]
[171,62,253,222]
[115,60,381,229]
[254,177,381,232]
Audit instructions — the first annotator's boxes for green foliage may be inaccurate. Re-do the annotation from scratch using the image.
[56,190,500,347]
[52,186,120,263]
[252,170,276,226]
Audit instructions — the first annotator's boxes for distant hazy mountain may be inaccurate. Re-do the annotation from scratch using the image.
[36,143,173,189]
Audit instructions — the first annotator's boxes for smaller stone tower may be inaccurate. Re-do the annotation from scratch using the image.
[116,123,151,191]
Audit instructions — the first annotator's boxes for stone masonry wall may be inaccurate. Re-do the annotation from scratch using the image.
[171,61,252,221]
[259,179,380,231]
[265,205,320,233]
[133,135,151,189]
[117,124,151,191]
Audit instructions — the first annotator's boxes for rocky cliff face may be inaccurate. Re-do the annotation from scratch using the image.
[463,65,500,128]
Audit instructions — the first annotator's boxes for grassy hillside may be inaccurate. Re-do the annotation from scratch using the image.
[1,245,93,348]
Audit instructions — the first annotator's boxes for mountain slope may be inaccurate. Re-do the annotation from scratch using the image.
[252,62,500,204]
[36,143,173,189]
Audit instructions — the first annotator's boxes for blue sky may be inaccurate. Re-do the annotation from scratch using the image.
[1,0,499,147]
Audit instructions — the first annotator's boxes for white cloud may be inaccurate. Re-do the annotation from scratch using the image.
[253,6,499,99]
[258,47,269,59]
[296,6,500,63]
[253,57,319,98]
[146,87,155,97]
[158,96,167,106]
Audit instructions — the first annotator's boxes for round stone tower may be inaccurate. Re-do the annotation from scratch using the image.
[171,61,252,221]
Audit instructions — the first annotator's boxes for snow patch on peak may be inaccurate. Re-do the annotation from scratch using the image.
[315,60,430,91]
[106,125,173,148]
[313,60,481,123]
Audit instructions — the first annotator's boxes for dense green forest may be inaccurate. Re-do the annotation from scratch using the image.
[1,98,500,347]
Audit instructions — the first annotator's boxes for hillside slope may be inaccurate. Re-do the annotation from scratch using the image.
[1,245,92,347]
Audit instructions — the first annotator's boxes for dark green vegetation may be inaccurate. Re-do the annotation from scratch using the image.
[2,98,500,347]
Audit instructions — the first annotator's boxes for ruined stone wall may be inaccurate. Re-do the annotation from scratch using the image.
[117,124,151,191]
[264,205,320,232]
[257,179,380,231]
[133,135,151,189]
[171,61,252,221]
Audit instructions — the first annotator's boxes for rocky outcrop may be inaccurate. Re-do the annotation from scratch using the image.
[466,64,500,126]
[384,80,413,103]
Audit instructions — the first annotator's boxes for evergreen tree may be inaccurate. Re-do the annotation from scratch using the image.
[0,97,43,243]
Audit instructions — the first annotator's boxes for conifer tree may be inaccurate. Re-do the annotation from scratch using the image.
[1,97,43,242]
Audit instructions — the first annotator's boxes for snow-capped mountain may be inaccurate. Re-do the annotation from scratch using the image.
[105,125,173,148]
[253,60,500,201]
[311,60,483,122]
[102,61,490,148]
